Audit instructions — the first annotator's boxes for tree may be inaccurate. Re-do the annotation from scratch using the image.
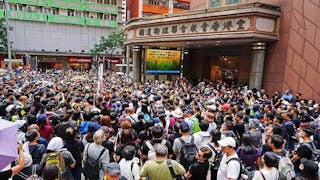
[90,30,126,59]
[0,19,14,57]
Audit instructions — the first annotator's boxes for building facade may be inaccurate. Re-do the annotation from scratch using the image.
[126,0,190,20]
[125,0,320,100]
[0,0,124,70]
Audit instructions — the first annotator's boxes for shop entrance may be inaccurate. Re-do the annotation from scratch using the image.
[210,56,240,85]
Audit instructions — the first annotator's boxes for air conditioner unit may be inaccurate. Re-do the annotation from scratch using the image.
[26,6,36,12]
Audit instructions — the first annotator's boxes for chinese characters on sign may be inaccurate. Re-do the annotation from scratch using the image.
[136,17,250,38]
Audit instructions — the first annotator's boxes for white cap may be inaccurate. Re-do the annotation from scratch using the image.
[207,105,217,111]
[218,137,236,147]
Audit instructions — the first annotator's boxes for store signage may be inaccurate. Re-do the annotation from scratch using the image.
[69,58,92,63]
[85,18,118,28]
[135,17,250,38]
[48,14,85,25]
[48,0,84,11]
[107,58,120,64]
[85,2,118,14]
[8,10,46,22]
[8,0,46,6]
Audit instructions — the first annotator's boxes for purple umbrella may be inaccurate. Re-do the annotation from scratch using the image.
[0,119,18,171]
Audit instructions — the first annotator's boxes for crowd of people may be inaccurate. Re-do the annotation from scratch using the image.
[0,69,320,180]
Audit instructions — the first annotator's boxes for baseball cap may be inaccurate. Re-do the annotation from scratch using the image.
[218,137,236,147]
[106,162,121,176]
[180,121,189,132]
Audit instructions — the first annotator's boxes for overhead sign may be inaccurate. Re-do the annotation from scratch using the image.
[48,14,85,25]
[48,0,84,11]
[85,18,118,28]
[8,0,46,6]
[135,17,250,38]
[8,10,46,22]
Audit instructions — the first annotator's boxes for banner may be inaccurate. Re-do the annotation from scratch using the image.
[48,14,85,25]
[97,63,104,96]
[0,9,4,18]
[48,0,84,11]
[146,49,181,74]
[8,10,46,22]
[85,2,118,14]
[8,0,46,6]
[85,18,118,28]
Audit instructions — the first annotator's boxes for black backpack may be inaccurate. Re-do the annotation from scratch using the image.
[82,143,106,180]
[178,136,197,170]
[207,143,223,173]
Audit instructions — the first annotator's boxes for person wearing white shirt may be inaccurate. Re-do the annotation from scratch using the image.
[119,145,140,180]
[217,137,241,180]
[193,120,211,148]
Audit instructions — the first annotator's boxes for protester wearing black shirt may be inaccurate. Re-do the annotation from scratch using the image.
[185,147,212,180]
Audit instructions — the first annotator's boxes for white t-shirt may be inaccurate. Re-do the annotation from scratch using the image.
[252,168,279,180]
[193,131,211,148]
[217,153,241,180]
[119,157,140,180]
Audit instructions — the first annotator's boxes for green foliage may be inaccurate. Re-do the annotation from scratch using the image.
[90,30,126,57]
[0,19,14,57]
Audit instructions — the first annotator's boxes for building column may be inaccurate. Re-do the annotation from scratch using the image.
[138,0,143,18]
[133,46,142,82]
[249,42,266,90]
[169,0,174,14]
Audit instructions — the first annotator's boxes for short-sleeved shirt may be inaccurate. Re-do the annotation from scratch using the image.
[39,125,54,142]
[141,139,173,158]
[217,153,241,180]
[29,144,47,164]
[236,147,261,170]
[252,168,279,180]
[140,159,185,180]
[188,161,209,180]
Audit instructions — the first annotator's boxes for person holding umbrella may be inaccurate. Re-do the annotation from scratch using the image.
[0,143,25,180]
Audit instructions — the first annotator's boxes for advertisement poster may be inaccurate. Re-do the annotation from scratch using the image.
[146,49,181,74]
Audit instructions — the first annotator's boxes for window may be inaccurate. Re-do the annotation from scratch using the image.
[75,11,82,17]
[83,12,88,18]
[225,0,240,5]
[9,4,17,11]
[148,0,159,5]
[111,14,117,20]
[52,8,59,15]
[211,0,221,7]
[67,9,74,16]
[97,12,104,19]
[111,0,117,5]
[35,6,43,13]
[18,4,26,11]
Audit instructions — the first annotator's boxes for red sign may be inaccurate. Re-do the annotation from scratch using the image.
[107,58,120,64]
[68,57,92,63]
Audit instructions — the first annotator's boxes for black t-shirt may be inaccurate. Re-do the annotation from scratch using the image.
[0,169,12,180]
[29,144,46,164]
[141,139,173,156]
[233,122,245,139]
[189,161,209,180]
[64,140,84,168]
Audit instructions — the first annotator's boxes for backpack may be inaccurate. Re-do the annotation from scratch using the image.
[178,136,197,170]
[301,142,320,161]
[145,140,166,161]
[207,143,223,178]
[41,152,66,180]
[190,117,200,134]
[198,132,211,148]
[82,143,106,180]
[277,155,295,180]
[226,158,249,180]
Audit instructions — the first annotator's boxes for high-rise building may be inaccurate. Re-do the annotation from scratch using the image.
[126,0,190,21]
[0,0,124,70]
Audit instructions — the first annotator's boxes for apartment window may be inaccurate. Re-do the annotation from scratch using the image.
[225,0,240,5]
[83,12,88,18]
[9,4,17,11]
[111,14,117,20]
[75,11,82,17]
[110,0,116,5]
[52,8,59,15]
[35,6,43,13]
[97,0,103,3]
[67,9,75,16]
[211,0,221,7]
[148,0,159,5]
[97,12,104,19]
[18,4,26,11]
